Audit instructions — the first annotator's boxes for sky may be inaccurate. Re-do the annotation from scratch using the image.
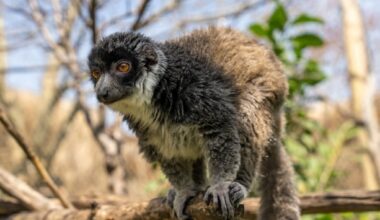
[2,0,380,103]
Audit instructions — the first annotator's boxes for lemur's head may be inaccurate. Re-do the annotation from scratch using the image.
[87,32,166,106]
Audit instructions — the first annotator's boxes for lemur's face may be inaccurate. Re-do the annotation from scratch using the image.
[87,32,159,105]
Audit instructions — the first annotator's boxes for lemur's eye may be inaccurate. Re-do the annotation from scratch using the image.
[117,62,130,73]
[91,70,101,79]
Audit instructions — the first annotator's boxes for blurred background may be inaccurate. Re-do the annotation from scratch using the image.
[0,0,379,219]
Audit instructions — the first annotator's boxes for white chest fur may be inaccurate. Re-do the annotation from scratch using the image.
[147,120,204,159]
[110,98,204,160]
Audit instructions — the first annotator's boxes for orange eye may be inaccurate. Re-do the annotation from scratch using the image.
[117,63,130,73]
[91,70,101,79]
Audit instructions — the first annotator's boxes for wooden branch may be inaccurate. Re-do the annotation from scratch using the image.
[28,0,68,63]
[0,166,60,211]
[0,200,26,217]
[98,11,133,32]
[88,0,98,43]
[299,190,380,214]
[0,108,73,209]
[134,0,180,30]
[131,0,152,31]
[61,0,82,40]
[28,0,84,81]
[6,191,380,220]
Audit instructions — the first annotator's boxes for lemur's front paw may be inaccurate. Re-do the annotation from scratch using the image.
[203,181,234,220]
[229,182,248,207]
[173,189,198,220]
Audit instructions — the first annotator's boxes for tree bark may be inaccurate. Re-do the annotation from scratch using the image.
[5,191,380,220]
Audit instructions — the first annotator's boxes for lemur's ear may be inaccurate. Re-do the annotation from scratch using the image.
[141,44,158,66]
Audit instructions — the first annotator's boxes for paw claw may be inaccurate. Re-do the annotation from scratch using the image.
[228,182,248,207]
[203,191,211,205]
[173,189,198,220]
[204,181,235,220]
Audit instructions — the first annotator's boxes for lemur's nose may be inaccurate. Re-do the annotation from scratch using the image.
[97,90,109,102]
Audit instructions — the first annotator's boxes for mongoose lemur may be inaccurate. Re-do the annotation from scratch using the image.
[88,27,300,220]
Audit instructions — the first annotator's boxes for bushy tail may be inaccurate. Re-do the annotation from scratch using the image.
[258,142,300,220]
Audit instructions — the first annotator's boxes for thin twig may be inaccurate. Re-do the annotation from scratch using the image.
[98,11,133,32]
[0,108,73,209]
[177,0,268,28]
[136,0,180,30]
[131,0,152,31]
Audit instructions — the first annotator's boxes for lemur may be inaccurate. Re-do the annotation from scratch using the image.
[88,27,300,220]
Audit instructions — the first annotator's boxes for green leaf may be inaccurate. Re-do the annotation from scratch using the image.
[294,46,303,61]
[302,59,326,85]
[288,77,304,96]
[273,44,285,57]
[268,4,288,32]
[292,13,324,25]
[291,33,324,50]
[305,59,319,72]
[249,23,268,37]
[305,59,324,77]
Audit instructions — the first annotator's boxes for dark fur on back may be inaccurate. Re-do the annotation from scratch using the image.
[153,42,240,124]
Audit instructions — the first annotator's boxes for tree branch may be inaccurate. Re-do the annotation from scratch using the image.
[0,166,60,211]
[5,191,380,219]
[134,0,180,30]
[131,0,152,31]
[89,0,99,43]
[0,108,73,209]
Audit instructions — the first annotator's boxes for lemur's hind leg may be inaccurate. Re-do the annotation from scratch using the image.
[258,140,300,220]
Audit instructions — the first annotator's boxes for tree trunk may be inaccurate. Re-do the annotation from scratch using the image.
[340,0,380,189]
[0,10,6,102]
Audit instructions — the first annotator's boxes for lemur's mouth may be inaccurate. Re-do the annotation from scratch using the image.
[102,100,116,105]
[101,95,130,106]
[97,94,127,105]
[98,97,119,105]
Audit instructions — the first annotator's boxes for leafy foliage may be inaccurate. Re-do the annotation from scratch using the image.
[250,2,326,98]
